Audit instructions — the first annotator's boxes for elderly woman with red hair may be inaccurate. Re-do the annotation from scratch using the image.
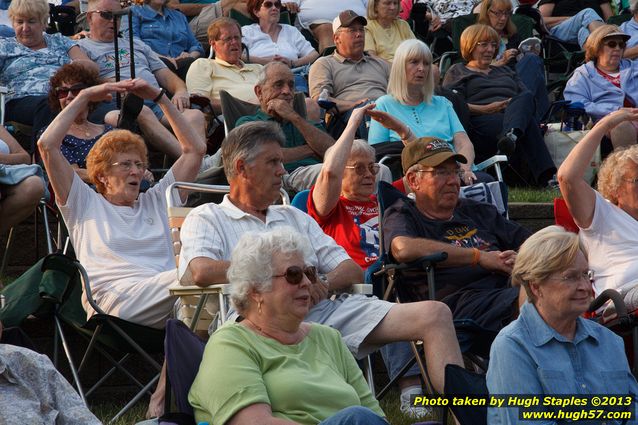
[37,78,206,328]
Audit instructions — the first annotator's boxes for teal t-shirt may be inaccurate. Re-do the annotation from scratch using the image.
[235,109,323,172]
[367,94,466,145]
[188,322,385,424]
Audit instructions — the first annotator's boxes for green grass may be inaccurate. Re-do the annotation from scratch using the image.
[508,187,560,203]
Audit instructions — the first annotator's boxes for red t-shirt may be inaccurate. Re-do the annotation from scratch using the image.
[307,186,379,269]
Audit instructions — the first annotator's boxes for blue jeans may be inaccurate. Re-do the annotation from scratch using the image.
[380,342,421,381]
[516,53,549,122]
[549,8,603,47]
[319,406,388,425]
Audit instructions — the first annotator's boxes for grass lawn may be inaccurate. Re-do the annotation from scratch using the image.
[509,186,559,203]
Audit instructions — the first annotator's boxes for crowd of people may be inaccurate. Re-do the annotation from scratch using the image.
[2,0,638,423]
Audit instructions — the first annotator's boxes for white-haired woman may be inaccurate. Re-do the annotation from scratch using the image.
[367,38,479,185]
[188,227,388,425]
[487,225,638,425]
[558,108,638,310]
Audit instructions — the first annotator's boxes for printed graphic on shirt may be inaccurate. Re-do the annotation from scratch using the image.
[443,225,491,250]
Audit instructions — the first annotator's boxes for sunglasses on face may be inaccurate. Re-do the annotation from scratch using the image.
[262,1,282,9]
[55,83,87,99]
[89,10,121,21]
[344,163,381,176]
[604,39,626,49]
[272,265,317,285]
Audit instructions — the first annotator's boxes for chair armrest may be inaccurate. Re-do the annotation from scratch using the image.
[168,283,231,296]
[588,288,630,325]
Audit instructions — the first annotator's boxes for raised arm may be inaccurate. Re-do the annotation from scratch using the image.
[38,81,133,205]
[129,79,206,195]
[558,109,638,228]
[312,104,373,216]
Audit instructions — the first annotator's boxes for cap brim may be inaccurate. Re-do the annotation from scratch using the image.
[417,151,467,168]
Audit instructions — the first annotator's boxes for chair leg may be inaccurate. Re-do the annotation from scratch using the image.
[109,374,160,424]
[364,355,375,397]
[54,316,87,405]
[0,227,14,278]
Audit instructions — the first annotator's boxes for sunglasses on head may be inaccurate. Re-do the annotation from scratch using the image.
[272,265,317,285]
[604,39,626,49]
[262,1,282,8]
[55,83,87,99]
[89,10,120,21]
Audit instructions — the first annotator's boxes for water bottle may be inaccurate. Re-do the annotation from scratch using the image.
[317,88,336,111]
[563,101,586,131]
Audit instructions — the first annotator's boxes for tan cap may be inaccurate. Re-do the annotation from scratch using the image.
[401,137,467,174]
[332,10,367,33]
[602,31,631,42]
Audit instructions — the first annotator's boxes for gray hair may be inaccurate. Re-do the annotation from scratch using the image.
[255,61,291,87]
[227,227,313,314]
[350,139,376,158]
[221,121,285,179]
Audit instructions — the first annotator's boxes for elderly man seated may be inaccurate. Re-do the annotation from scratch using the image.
[384,138,531,332]
[79,0,206,143]
[186,17,263,115]
[309,10,390,116]
[234,61,333,192]
[178,120,464,409]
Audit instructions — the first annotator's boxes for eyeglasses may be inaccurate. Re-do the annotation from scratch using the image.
[339,26,365,35]
[344,163,381,176]
[416,168,464,179]
[262,1,282,9]
[488,9,512,18]
[88,10,121,21]
[272,265,317,285]
[476,41,498,49]
[55,83,87,99]
[604,39,627,49]
[111,160,147,172]
[217,35,241,44]
[550,270,595,284]
[624,177,638,184]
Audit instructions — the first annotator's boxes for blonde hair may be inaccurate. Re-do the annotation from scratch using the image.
[8,0,50,26]
[477,0,517,37]
[511,225,582,304]
[388,39,434,104]
[584,24,626,62]
[597,145,638,204]
[367,0,400,20]
[460,24,499,62]
[86,130,148,194]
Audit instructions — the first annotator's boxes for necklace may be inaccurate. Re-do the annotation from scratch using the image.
[70,122,94,138]
[242,317,305,345]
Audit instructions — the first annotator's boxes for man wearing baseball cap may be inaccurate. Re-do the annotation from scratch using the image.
[383,136,531,347]
[309,10,390,120]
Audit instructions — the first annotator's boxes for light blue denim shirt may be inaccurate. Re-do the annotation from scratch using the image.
[487,302,638,425]
[128,4,204,58]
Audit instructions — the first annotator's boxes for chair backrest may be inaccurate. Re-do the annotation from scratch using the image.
[553,197,579,233]
[229,8,291,26]
[221,90,308,135]
[291,189,310,212]
[0,85,7,126]
[164,318,207,418]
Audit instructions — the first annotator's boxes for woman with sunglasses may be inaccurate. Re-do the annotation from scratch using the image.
[487,225,638,425]
[443,24,556,187]
[564,25,638,149]
[0,0,96,146]
[189,227,387,425]
[37,78,206,328]
[242,0,319,91]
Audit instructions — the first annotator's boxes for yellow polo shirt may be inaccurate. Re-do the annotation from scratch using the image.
[185,57,262,102]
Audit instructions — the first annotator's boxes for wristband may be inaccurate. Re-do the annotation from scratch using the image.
[470,248,481,267]
[152,88,165,103]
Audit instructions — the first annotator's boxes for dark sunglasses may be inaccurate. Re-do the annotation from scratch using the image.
[604,39,626,49]
[89,10,121,21]
[272,265,317,285]
[262,1,282,9]
[55,83,87,99]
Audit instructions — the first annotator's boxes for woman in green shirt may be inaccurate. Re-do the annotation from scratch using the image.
[188,227,387,425]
